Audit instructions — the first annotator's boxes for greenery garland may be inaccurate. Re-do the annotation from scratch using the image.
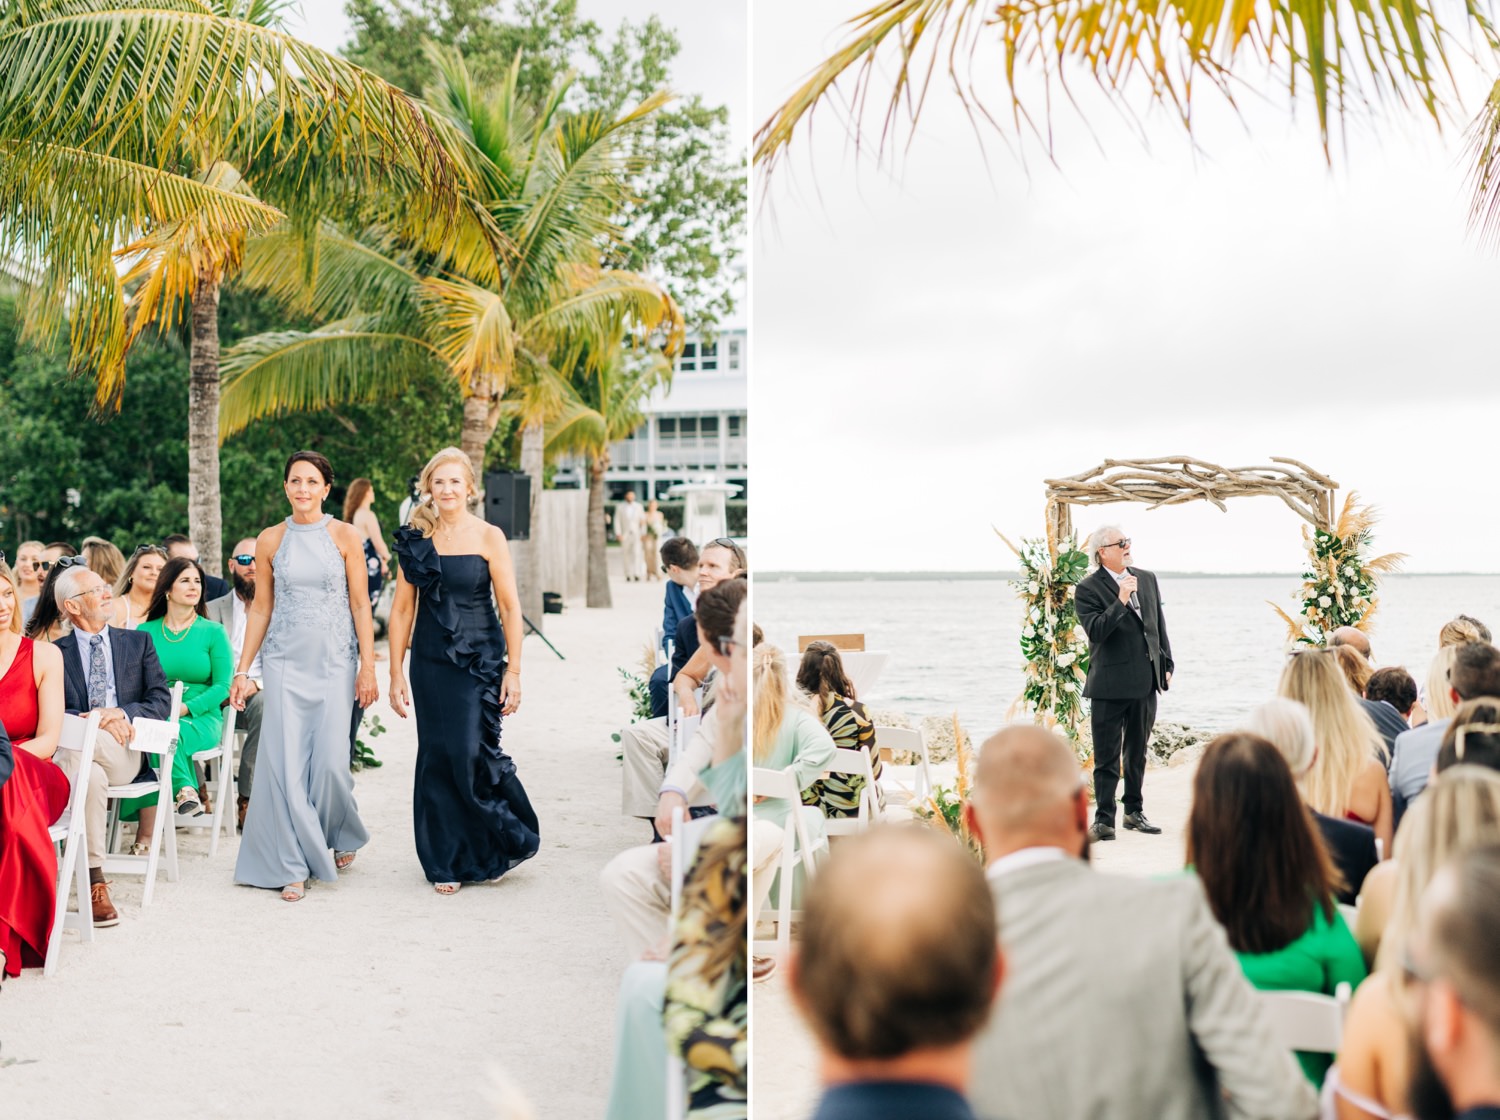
[1271,492,1404,647]
[1000,532,1092,754]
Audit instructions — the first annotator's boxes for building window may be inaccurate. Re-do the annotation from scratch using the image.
[727,337,742,370]
[679,417,699,438]
[679,341,697,372]
[701,416,719,436]
[728,415,743,437]
[658,417,677,439]
[700,341,718,371]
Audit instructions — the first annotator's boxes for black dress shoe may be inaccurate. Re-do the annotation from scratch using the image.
[1123,812,1162,834]
[1088,821,1116,842]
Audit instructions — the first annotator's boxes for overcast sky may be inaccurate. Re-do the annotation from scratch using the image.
[754,1,1500,574]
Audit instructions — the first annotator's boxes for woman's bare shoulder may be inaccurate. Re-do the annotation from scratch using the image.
[31,638,63,672]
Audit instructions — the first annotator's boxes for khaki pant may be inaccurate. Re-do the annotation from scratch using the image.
[599,843,671,958]
[750,819,785,929]
[620,718,671,818]
[54,729,143,869]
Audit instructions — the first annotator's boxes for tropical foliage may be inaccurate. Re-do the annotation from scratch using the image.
[999,531,1092,752]
[1271,492,1405,647]
[914,713,982,859]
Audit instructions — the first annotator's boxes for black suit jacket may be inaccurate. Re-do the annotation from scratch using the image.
[1313,811,1379,904]
[668,613,700,681]
[1075,566,1173,700]
[54,627,172,722]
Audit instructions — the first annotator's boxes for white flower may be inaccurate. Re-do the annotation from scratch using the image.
[1028,581,1040,595]
[1023,626,1035,638]
[1063,681,1077,692]
[1057,652,1076,668]
[1318,595,1332,607]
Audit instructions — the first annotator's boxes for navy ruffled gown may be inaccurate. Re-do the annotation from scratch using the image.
[394,527,540,883]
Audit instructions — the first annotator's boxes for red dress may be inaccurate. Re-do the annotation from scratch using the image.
[0,638,70,975]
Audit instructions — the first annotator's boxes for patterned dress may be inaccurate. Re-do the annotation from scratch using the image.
[800,694,884,818]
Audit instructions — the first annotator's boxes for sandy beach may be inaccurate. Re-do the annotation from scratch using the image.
[751,756,1200,1119]
[4,561,660,1118]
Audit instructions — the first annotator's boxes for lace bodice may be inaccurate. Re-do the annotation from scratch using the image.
[263,514,358,664]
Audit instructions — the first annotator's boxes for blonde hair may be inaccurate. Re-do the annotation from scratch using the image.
[1332,644,1373,695]
[0,561,22,634]
[1245,698,1317,779]
[409,448,478,538]
[343,478,374,523]
[1425,646,1461,721]
[1277,649,1386,816]
[1440,617,1486,648]
[80,537,125,586]
[753,643,788,764]
[1374,765,1500,975]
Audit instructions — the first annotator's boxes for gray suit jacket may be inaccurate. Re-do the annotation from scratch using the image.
[205,592,234,632]
[971,857,1317,1120]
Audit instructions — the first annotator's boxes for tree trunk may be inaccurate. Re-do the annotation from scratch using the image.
[459,377,499,491]
[512,419,546,629]
[586,455,612,609]
[188,274,223,576]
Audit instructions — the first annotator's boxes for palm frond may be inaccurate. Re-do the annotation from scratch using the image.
[218,317,441,438]
[522,269,684,357]
[237,222,424,327]
[417,275,515,392]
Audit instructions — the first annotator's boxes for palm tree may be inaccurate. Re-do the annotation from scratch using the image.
[0,0,469,571]
[219,47,683,606]
[753,0,1500,200]
[547,343,673,609]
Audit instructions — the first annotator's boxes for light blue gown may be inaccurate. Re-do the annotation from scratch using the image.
[234,514,369,887]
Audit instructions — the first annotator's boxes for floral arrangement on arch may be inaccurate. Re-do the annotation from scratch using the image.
[998,530,1092,754]
[1270,492,1405,647]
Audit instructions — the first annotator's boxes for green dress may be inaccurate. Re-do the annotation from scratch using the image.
[122,615,234,815]
[1234,899,1368,1085]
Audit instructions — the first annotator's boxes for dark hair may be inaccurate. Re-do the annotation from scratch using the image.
[284,450,334,486]
[752,624,764,647]
[695,579,747,656]
[343,478,373,522]
[1366,666,1418,715]
[1187,733,1344,954]
[1438,698,1500,774]
[145,557,209,622]
[797,641,858,705]
[161,534,193,551]
[1451,642,1500,702]
[796,826,999,1060]
[44,541,76,557]
[23,562,69,638]
[1426,842,1500,1037]
[660,537,699,570]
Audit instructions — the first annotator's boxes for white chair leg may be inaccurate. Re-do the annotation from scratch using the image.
[45,836,76,977]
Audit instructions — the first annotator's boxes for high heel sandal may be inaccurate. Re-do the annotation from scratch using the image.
[281,882,306,902]
[335,851,356,871]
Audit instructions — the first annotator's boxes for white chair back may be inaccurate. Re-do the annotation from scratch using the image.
[1260,981,1352,1053]
[874,725,931,806]
[101,682,184,905]
[822,748,879,836]
[177,707,238,855]
[45,712,102,975]
[750,766,819,964]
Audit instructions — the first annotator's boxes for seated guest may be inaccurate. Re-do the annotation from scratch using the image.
[1435,699,1500,775]
[79,536,125,588]
[1333,651,1412,757]
[621,539,745,825]
[752,642,835,847]
[1397,842,1500,1120]
[0,558,68,981]
[796,641,883,818]
[1393,643,1500,808]
[791,826,1003,1120]
[40,541,76,568]
[15,540,44,624]
[23,559,76,642]
[1331,625,1374,660]
[1187,732,1367,1084]
[122,557,231,831]
[660,536,699,655]
[1247,698,1379,903]
[963,723,1315,1120]
[162,534,230,601]
[110,544,167,629]
[49,564,172,925]
[668,573,747,720]
[1415,644,1463,729]
[1440,615,1491,647]
[648,539,744,719]
[207,539,264,829]
[1366,666,1417,726]
[1280,649,1393,855]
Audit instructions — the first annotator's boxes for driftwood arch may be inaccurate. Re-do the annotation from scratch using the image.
[1042,456,1340,544]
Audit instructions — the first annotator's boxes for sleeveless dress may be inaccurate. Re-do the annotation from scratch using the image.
[394,527,540,882]
[234,515,369,888]
[0,638,70,974]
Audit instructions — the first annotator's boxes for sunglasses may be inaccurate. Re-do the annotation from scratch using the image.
[1103,539,1132,550]
[132,544,168,559]
[40,555,84,573]
[231,553,256,566]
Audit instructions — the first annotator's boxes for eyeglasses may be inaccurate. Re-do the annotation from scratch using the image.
[66,584,106,600]
[40,555,84,574]
[1103,539,1132,550]
[231,554,256,566]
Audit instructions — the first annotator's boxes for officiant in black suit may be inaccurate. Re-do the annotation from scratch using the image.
[1074,526,1173,842]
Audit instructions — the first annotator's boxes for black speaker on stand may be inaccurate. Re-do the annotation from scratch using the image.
[483,471,532,540]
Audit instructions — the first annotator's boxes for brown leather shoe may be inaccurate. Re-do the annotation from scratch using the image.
[753,955,776,983]
[197,784,212,816]
[90,880,119,927]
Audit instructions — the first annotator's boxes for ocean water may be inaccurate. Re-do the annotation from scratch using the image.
[753,574,1500,735]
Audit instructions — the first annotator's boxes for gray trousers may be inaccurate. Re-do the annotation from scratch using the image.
[234,691,265,799]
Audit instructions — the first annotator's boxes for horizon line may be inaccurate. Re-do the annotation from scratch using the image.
[756,569,1500,580]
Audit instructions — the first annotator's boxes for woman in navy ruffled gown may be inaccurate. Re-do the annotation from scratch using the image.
[388,448,540,893]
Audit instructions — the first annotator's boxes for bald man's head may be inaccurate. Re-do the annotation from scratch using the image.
[1331,626,1372,661]
[967,724,1089,859]
[791,825,1001,1060]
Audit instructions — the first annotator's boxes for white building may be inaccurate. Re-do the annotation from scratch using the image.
[600,326,748,500]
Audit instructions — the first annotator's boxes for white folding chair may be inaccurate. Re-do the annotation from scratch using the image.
[45,712,102,976]
[874,725,931,808]
[666,806,717,1120]
[669,712,702,771]
[175,708,237,855]
[821,748,880,837]
[1259,981,1353,1054]
[101,682,183,905]
[751,766,820,963]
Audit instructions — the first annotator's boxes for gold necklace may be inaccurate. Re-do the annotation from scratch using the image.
[162,614,194,643]
[439,517,461,542]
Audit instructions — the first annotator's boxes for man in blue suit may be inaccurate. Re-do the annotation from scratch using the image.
[790,826,1003,1120]
[49,561,172,926]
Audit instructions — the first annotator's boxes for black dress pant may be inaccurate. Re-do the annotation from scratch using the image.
[1089,692,1157,825]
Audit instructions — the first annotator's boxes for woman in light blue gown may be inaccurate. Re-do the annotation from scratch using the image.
[231,451,379,901]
